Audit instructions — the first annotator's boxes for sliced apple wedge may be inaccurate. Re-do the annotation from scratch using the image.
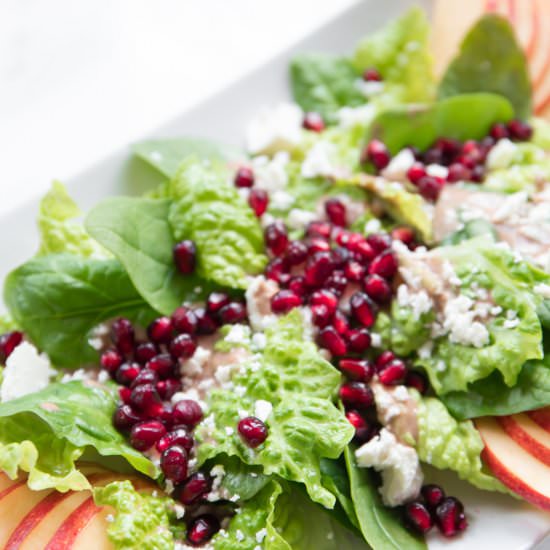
[528,407,550,431]
[499,414,550,466]
[476,416,550,510]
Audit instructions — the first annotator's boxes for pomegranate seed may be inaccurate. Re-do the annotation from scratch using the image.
[147,354,176,379]
[375,351,395,371]
[417,175,443,201]
[219,302,247,324]
[130,383,161,413]
[435,497,467,537]
[308,238,331,254]
[405,501,433,534]
[378,359,407,385]
[304,251,333,287]
[171,307,198,335]
[173,240,197,275]
[507,119,532,141]
[363,67,382,81]
[334,229,351,247]
[479,136,495,157]
[436,137,461,158]
[363,139,390,170]
[311,303,332,327]
[346,410,372,442]
[470,164,485,182]
[350,292,377,328]
[422,484,445,509]
[347,329,372,353]
[447,163,470,183]
[119,386,132,404]
[271,290,302,313]
[206,292,230,314]
[173,400,203,428]
[179,472,212,505]
[339,359,374,381]
[265,257,289,284]
[391,226,415,246]
[303,112,325,132]
[325,270,348,295]
[100,349,123,374]
[130,369,158,388]
[368,251,398,279]
[490,122,509,141]
[339,382,374,409]
[169,333,197,360]
[306,220,332,239]
[288,276,307,296]
[310,289,338,313]
[461,140,479,155]
[331,247,351,270]
[366,233,391,255]
[286,241,308,265]
[147,317,173,344]
[160,445,188,483]
[406,370,428,394]
[423,147,443,165]
[156,427,194,453]
[113,404,142,430]
[156,378,182,401]
[0,331,23,362]
[407,162,427,185]
[364,274,392,304]
[332,311,350,335]
[115,362,141,386]
[345,259,366,282]
[194,308,218,335]
[130,420,166,451]
[111,318,135,355]
[318,326,347,356]
[325,198,347,227]
[134,342,158,364]
[234,166,254,188]
[238,416,268,448]
[264,221,289,256]
[248,188,269,217]
[159,403,175,428]
[354,242,377,264]
[187,515,220,546]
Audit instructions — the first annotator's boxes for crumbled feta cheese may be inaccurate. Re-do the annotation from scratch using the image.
[397,284,433,320]
[370,332,382,348]
[486,138,518,170]
[214,364,235,386]
[251,333,267,351]
[426,164,449,179]
[381,149,415,181]
[224,325,250,346]
[256,528,268,543]
[225,426,234,436]
[246,276,279,331]
[418,340,433,359]
[287,208,317,230]
[355,428,423,506]
[181,346,211,376]
[246,103,303,155]
[355,79,385,98]
[270,190,295,210]
[171,388,201,404]
[301,141,337,179]
[236,530,245,542]
[254,400,273,422]
[441,295,490,348]
[364,218,382,234]
[238,408,249,419]
[1,342,54,402]
[372,385,402,424]
[252,151,290,193]
[173,503,185,519]
[106,514,115,523]
[60,369,88,384]
[504,318,520,329]
[336,104,376,129]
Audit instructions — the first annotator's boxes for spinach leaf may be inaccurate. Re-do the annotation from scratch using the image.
[3,254,156,368]
[344,445,426,550]
[290,55,364,123]
[86,197,211,315]
[438,15,531,119]
[133,137,242,179]
[368,93,514,154]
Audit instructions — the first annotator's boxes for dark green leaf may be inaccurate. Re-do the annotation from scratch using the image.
[438,15,531,119]
[3,254,156,367]
[369,93,514,154]
[216,455,271,501]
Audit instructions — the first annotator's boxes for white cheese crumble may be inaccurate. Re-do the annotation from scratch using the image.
[270,190,295,211]
[364,218,382,234]
[1,342,54,402]
[396,284,433,320]
[426,163,449,179]
[486,138,518,170]
[287,208,317,230]
[245,103,303,155]
[236,530,245,542]
[440,295,490,348]
[255,528,268,543]
[355,79,385,98]
[245,276,279,332]
[252,151,290,193]
[381,149,415,181]
[355,428,423,507]
[336,104,376,129]
[254,400,273,422]
[251,333,267,351]
[224,325,250,346]
[180,346,211,376]
[301,141,337,179]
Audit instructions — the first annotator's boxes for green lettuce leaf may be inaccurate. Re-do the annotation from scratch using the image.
[94,480,177,550]
[4,254,156,367]
[216,455,271,501]
[438,14,531,119]
[532,117,550,150]
[0,381,159,489]
[197,311,354,508]
[415,394,507,492]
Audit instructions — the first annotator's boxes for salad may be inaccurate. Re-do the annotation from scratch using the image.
[1,6,550,549]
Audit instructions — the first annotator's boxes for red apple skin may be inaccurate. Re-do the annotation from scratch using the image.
[527,408,550,432]
[499,415,550,467]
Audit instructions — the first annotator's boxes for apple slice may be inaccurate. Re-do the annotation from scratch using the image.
[527,407,550,431]
[499,414,550,466]
[476,416,550,510]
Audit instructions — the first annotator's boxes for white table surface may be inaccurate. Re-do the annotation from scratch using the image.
[0,0,357,217]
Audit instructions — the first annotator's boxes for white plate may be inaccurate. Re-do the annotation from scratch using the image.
[1,1,549,548]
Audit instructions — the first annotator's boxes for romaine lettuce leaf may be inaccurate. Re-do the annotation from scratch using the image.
[532,117,550,150]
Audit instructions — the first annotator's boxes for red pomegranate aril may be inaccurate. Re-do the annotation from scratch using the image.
[219,302,247,324]
[179,472,212,505]
[173,399,203,428]
[310,289,339,314]
[405,501,433,534]
[113,404,142,431]
[421,484,445,510]
[366,233,391,255]
[331,246,351,269]
[368,251,398,279]
[490,122,510,141]
[285,240,308,265]
[130,369,159,389]
[160,445,188,483]
[308,238,331,254]
[173,240,197,275]
[417,175,443,201]
[325,198,347,227]
[305,251,333,287]
[346,410,372,442]
[435,497,467,537]
[134,342,158,365]
[447,163,471,183]
[147,354,176,379]
[159,403,175,428]
[391,226,415,246]
[364,274,392,304]
[312,303,332,327]
[206,292,230,314]
[461,139,478,155]
[470,164,485,182]
[194,308,218,335]
[187,515,220,546]
[306,220,332,239]
[406,370,428,394]
[375,350,395,371]
[507,119,533,141]
[355,242,377,264]
[363,67,382,81]
[339,358,374,382]
[318,326,347,356]
[111,318,135,356]
[350,292,377,328]
[423,147,443,165]
[234,166,254,188]
[339,381,374,409]
[333,310,350,335]
[345,260,366,282]
[130,383,161,412]
[265,257,289,284]
[378,359,407,385]
[169,333,197,360]
[264,221,289,257]
[0,331,23,362]
[325,270,348,295]
[238,416,268,448]
[130,420,167,451]
[119,386,132,404]
[171,306,198,335]
[156,378,182,401]
[248,188,269,217]
[363,139,391,171]
[347,328,372,353]
[436,137,461,158]
[303,111,325,132]
[115,362,141,386]
[271,290,302,314]
[156,427,194,453]
[147,317,173,344]
[288,276,307,296]
[100,349,123,374]
[334,229,351,247]
[407,162,427,185]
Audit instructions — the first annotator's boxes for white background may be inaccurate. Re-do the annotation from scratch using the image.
[0,0,357,217]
